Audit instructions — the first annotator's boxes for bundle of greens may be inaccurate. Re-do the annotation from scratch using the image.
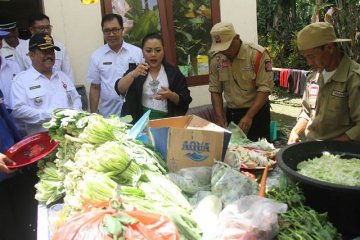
[267,175,341,240]
[37,110,200,239]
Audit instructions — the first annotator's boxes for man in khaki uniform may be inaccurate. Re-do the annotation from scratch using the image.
[293,22,360,141]
[208,22,274,141]
[288,71,320,144]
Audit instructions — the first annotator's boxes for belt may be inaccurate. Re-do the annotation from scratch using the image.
[227,107,248,112]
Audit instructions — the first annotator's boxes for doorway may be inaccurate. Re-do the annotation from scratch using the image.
[0,0,43,39]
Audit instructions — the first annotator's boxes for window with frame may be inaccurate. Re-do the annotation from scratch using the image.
[101,0,220,86]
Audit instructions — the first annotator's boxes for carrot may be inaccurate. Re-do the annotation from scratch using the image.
[258,165,270,197]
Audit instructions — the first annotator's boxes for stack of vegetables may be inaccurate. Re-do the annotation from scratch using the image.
[36,109,201,239]
[267,176,341,240]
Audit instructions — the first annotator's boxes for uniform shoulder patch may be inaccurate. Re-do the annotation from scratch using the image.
[265,60,272,72]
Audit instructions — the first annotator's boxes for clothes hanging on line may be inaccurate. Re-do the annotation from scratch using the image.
[273,68,309,95]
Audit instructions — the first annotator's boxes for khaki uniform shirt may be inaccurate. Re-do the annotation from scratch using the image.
[208,42,274,108]
[298,71,320,122]
[308,55,360,140]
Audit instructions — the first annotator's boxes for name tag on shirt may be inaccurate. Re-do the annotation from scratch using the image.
[241,66,253,71]
[332,90,347,98]
[103,62,112,65]
[29,85,41,90]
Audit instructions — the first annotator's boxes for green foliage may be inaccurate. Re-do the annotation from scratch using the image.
[332,3,360,63]
[172,0,212,65]
[258,0,360,68]
[257,0,313,69]
[124,0,160,47]
[123,0,212,65]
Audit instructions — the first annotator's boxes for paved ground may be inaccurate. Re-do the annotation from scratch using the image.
[269,89,302,147]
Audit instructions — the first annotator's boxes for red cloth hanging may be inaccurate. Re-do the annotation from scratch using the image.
[279,69,289,88]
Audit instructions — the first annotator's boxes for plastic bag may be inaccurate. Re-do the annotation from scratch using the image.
[189,190,212,207]
[167,166,212,194]
[206,195,287,240]
[191,194,222,238]
[228,122,251,145]
[52,206,115,240]
[211,162,258,206]
[125,210,179,240]
[224,145,277,169]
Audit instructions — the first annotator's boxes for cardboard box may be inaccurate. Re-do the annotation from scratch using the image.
[148,115,231,172]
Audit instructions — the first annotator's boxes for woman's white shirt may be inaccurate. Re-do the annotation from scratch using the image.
[142,64,168,112]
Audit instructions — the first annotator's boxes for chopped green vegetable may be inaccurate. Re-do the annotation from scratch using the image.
[297,153,360,187]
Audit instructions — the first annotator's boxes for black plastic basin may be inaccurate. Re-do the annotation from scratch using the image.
[277,140,360,235]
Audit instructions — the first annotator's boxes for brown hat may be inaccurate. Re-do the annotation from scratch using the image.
[297,22,351,51]
[209,22,236,53]
[29,33,60,51]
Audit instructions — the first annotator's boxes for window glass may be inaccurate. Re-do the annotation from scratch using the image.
[172,0,212,76]
[112,0,160,47]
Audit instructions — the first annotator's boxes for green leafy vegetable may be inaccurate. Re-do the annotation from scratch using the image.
[297,153,360,187]
[267,175,341,240]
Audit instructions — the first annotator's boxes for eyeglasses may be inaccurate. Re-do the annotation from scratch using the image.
[102,28,122,35]
[32,25,53,32]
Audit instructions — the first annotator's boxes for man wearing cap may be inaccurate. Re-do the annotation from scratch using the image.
[0,30,21,109]
[294,22,360,141]
[0,30,21,173]
[288,71,320,144]
[0,17,25,60]
[10,33,82,136]
[14,13,75,82]
[208,22,274,141]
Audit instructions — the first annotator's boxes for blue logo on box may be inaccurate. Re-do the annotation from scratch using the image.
[185,152,208,161]
[182,141,209,162]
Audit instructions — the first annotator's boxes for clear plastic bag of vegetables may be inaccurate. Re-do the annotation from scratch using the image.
[167,166,212,194]
[205,195,287,240]
[211,162,258,206]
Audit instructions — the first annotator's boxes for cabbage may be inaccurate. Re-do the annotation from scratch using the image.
[297,153,360,187]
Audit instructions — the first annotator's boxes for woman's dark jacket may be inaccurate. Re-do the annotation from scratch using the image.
[114,62,192,123]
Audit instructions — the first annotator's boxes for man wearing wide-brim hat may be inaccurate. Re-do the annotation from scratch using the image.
[208,22,274,141]
[293,21,360,141]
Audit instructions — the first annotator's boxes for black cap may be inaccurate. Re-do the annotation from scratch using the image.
[29,33,60,51]
[0,17,17,30]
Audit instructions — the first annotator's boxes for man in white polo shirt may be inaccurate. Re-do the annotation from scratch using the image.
[0,17,25,60]
[14,13,75,82]
[11,33,82,136]
[0,30,20,109]
[87,13,143,118]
